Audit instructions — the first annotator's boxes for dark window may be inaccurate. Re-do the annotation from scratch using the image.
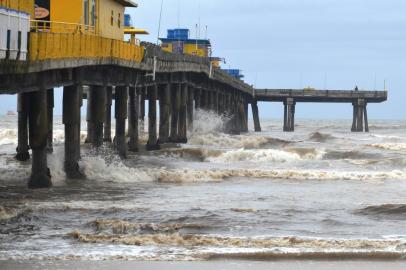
[118,13,121,28]
[17,31,22,60]
[6,30,11,59]
[111,10,114,26]
[84,0,89,25]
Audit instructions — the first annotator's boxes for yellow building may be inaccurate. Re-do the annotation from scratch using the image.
[0,0,34,16]
[33,0,137,40]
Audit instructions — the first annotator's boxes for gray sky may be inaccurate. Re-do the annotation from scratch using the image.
[1,0,405,119]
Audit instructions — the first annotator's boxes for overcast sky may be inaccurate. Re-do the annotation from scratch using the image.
[1,0,405,119]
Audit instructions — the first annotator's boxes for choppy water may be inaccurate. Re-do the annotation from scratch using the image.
[1,111,406,260]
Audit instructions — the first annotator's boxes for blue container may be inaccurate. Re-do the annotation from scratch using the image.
[124,14,133,27]
[167,29,189,40]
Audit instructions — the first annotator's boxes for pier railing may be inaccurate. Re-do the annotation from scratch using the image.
[30,20,96,35]
[29,32,144,63]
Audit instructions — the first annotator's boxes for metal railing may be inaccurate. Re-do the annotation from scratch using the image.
[30,20,96,35]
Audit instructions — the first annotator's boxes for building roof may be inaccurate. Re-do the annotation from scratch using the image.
[159,38,211,46]
[124,27,149,35]
[114,0,138,7]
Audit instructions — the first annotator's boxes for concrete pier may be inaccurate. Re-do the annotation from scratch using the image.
[89,86,106,147]
[128,86,139,151]
[170,83,181,142]
[28,90,51,188]
[178,83,188,143]
[352,99,368,132]
[194,88,201,110]
[115,86,128,158]
[104,87,113,143]
[251,101,261,132]
[46,89,54,153]
[63,85,84,179]
[283,98,295,132]
[147,84,160,150]
[159,84,171,144]
[187,86,194,129]
[139,87,146,133]
[15,93,30,161]
[85,87,94,144]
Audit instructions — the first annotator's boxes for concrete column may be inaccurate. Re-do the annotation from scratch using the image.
[28,90,51,188]
[147,84,160,150]
[115,86,128,158]
[213,91,219,113]
[283,101,288,132]
[139,87,146,133]
[63,85,84,179]
[351,101,357,132]
[364,103,369,132]
[104,87,113,142]
[46,89,54,153]
[201,90,208,110]
[159,84,171,144]
[16,93,30,161]
[85,87,94,144]
[251,101,261,132]
[187,86,194,129]
[178,83,188,143]
[356,99,364,132]
[170,83,181,142]
[128,86,139,151]
[89,86,106,147]
[284,98,295,132]
[243,101,249,132]
[194,88,201,110]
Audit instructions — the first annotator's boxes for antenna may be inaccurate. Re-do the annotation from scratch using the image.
[156,0,164,45]
[195,24,198,52]
[198,2,201,39]
[205,25,208,40]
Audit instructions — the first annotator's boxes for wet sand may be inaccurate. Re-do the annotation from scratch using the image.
[1,261,406,270]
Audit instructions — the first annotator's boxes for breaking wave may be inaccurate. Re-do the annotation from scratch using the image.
[308,132,336,143]
[368,143,406,152]
[356,204,406,218]
[207,148,325,163]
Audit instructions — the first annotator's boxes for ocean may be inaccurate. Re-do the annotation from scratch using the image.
[0,111,406,261]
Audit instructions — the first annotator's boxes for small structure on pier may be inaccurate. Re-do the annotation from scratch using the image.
[159,28,222,68]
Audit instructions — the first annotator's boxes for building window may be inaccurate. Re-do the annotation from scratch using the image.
[111,10,114,26]
[90,0,96,26]
[84,0,89,25]
[118,13,121,28]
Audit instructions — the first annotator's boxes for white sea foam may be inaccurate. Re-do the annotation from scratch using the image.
[368,143,406,152]
[191,109,229,135]
[207,148,325,163]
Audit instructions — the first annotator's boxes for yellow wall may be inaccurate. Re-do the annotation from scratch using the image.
[0,0,34,16]
[98,0,125,40]
[50,0,82,24]
[184,44,207,57]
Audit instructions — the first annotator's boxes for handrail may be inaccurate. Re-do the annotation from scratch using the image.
[30,20,96,35]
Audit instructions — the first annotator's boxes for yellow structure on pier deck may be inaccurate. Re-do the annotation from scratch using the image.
[0,0,34,16]
[26,0,145,63]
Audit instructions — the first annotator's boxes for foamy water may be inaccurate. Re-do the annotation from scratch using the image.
[1,113,406,261]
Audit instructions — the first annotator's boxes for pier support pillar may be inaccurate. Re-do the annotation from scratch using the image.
[139,87,146,133]
[63,85,84,179]
[16,93,30,161]
[243,101,249,132]
[284,98,295,132]
[187,86,194,130]
[159,84,171,144]
[147,84,160,150]
[115,86,128,158]
[178,83,188,143]
[194,89,201,110]
[28,90,51,188]
[89,86,106,147]
[128,87,139,152]
[46,89,54,153]
[170,84,181,142]
[104,87,113,143]
[364,103,369,132]
[252,101,261,132]
[85,87,94,144]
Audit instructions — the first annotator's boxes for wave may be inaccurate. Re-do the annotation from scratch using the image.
[69,232,406,255]
[0,206,19,221]
[206,148,325,163]
[308,132,336,143]
[368,143,406,152]
[157,168,406,183]
[191,109,230,135]
[356,204,406,218]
